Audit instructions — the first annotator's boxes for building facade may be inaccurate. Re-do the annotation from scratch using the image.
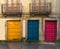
[0,0,59,42]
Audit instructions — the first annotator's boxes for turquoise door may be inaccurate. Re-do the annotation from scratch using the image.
[27,20,39,41]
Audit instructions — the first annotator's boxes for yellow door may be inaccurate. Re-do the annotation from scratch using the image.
[7,20,22,41]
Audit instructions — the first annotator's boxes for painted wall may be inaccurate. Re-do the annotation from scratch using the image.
[51,0,60,17]
[0,0,59,41]
[20,0,31,13]
[0,0,3,14]
[22,20,26,37]
[0,18,6,40]
[1,0,60,15]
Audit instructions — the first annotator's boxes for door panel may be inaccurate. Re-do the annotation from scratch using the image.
[45,20,57,41]
[7,20,22,41]
[27,20,39,41]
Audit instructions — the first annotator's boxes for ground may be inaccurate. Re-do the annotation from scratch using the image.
[0,42,60,49]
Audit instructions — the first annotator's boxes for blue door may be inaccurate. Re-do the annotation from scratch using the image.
[27,20,39,41]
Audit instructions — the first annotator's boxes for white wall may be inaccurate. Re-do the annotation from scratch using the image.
[22,20,26,37]
[0,18,6,40]
[0,0,3,14]
[51,0,60,17]
[20,0,31,13]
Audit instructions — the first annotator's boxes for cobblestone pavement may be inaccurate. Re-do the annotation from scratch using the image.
[0,42,60,49]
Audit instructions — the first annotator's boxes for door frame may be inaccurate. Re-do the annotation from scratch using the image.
[6,19,23,41]
[25,18,42,41]
[43,18,59,41]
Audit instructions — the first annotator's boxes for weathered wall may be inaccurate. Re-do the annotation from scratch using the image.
[51,0,60,17]
[0,18,6,40]
[0,0,59,41]
[20,0,31,13]
[1,0,60,16]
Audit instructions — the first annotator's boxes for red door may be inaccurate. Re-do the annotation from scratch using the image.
[45,20,57,41]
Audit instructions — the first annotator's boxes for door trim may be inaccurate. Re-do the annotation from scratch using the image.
[43,18,59,41]
[25,18,42,41]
